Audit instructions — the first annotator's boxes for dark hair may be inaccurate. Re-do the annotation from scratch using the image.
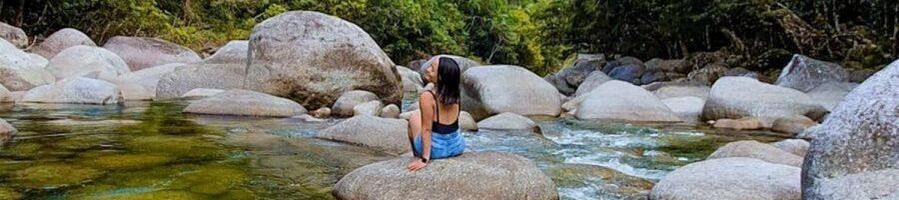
[436,57,461,105]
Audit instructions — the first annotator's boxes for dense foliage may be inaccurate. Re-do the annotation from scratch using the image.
[1,0,896,75]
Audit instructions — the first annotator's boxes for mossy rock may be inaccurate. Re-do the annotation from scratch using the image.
[79,154,174,171]
[0,187,22,200]
[1,143,43,157]
[548,164,654,199]
[170,165,249,195]
[216,188,256,200]
[55,134,116,150]
[123,135,228,161]
[9,164,105,189]
[94,164,197,188]
[71,189,206,200]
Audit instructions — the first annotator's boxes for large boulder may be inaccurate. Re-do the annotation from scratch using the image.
[0,22,27,48]
[805,81,857,111]
[45,45,130,81]
[545,54,605,95]
[602,57,645,84]
[116,82,153,101]
[652,85,710,100]
[244,11,401,109]
[477,112,537,131]
[775,55,848,92]
[204,40,248,64]
[316,115,408,155]
[807,169,899,200]
[573,71,613,97]
[396,66,423,92]
[0,39,55,91]
[0,118,16,147]
[707,140,803,167]
[702,77,827,127]
[353,100,383,117]
[462,65,561,120]
[102,36,202,71]
[31,28,96,59]
[802,60,899,199]
[155,63,245,99]
[180,88,224,99]
[332,90,380,117]
[770,139,810,157]
[650,157,800,200]
[662,96,705,124]
[21,77,122,105]
[576,80,680,122]
[333,152,558,200]
[183,89,306,117]
[116,63,184,94]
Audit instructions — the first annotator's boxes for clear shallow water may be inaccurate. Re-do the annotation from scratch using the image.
[0,98,786,200]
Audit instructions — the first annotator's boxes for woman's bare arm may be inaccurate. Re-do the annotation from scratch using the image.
[418,92,436,161]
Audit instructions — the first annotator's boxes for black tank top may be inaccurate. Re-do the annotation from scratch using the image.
[427,91,459,134]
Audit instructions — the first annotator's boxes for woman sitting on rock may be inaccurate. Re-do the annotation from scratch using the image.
[406,56,465,171]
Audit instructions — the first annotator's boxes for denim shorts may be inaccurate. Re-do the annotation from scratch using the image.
[412,129,465,159]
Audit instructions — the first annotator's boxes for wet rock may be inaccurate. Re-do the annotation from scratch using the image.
[115,63,185,93]
[79,154,173,171]
[708,140,803,167]
[573,71,613,97]
[806,81,857,111]
[686,63,729,85]
[170,165,249,195]
[702,77,827,127]
[0,118,16,147]
[32,28,97,59]
[332,90,380,117]
[155,63,245,98]
[771,115,817,135]
[713,118,763,130]
[549,163,653,200]
[116,82,153,101]
[204,40,248,64]
[770,139,809,157]
[0,39,56,91]
[652,85,710,100]
[662,96,705,124]
[380,104,400,118]
[802,59,899,199]
[316,115,408,154]
[459,111,477,131]
[0,22,27,48]
[477,112,537,131]
[545,54,605,95]
[22,77,122,105]
[10,164,104,189]
[775,54,848,92]
[244,11,402,109]
[102,36,202,71]
[46,45,130,81]
[183,89,306,117]
[602,57,645,84]
[462,65,562,120]
[397,66,423,92]
[311,107,331,118]
[650,157,800,200]
[0,187,21,200]
[334,152,558,200]
[640,70,665,85]
[576,80,680,122]
[179,88,225,99]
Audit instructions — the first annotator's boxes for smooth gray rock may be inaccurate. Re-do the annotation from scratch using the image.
[379,104,400,118]
[707,140,803,167]
[353,100,383,117]
[332,90,380,117]
[46,45,130,81]
[770,139,810,157]
[477,112,536,131]
[573,71,613,97]
[702,77,826,127]
[546,54,605,95]
[21,77,122,105]
[102,36,201,71]
[183,89,306,117]
[396,66,423,92]
[155,63,245,99]
[245,11,402,109]
[459,111,478,131]
[333,152,558,200]
[31,28,96,59]
[805,81,857,111]
[652,85,710,100]
[462,65,561,120]
[116,63,185,93]
[662,96,705,124]
[650,157,800,200]
[771,115,817,135]
[576,80,680,122]
[204,40,248,64]
[0,39,55,91]
[0,22,27,48]
[802,59,899,200]
[316,115,409,155]
[776,54,848,92]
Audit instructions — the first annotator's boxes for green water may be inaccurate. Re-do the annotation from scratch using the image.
[0,99,787,200]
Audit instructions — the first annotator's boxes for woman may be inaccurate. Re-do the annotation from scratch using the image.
[406,56,465,171]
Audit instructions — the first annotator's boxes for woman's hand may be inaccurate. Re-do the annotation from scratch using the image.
[407,159,427,171]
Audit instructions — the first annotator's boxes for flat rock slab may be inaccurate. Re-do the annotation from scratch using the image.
[183,89,306,117]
